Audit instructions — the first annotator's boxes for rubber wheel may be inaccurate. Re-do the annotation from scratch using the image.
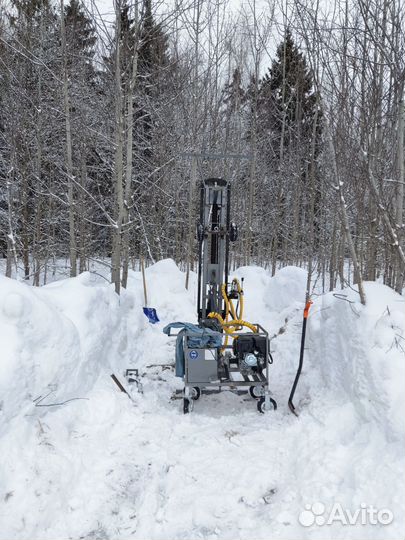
[249,385,265,399]
[257,396,277,413]
[191,387,201,400]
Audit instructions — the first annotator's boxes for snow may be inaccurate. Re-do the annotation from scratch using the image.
[0,260,404,539]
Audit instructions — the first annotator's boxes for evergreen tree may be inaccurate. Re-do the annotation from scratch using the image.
[259,29,319,161]
[133,0,171,259]
[65,0,96,78]
[7,0,60,281]
[221,67,246,158]
[136,0,169,158]
[254,30,322,263]
[222,67,245,115]
[64,0,105,268]
[138,0,169,76]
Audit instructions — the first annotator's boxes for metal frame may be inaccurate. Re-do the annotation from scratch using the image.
[168,176,274,413]
[197,178,230,321]
[166,324,273,410]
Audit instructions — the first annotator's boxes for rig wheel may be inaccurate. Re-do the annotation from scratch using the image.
[191,387,201,400]
[257,396,277,413]
[249,385,265,399]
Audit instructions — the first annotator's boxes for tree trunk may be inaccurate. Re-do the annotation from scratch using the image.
[122,32,139,289]
[396,97,404,292]
[111,0,124,294]
[185,155,197,290]
[60,0,77,277]
[79,151,87,273]
[326,118,366,305]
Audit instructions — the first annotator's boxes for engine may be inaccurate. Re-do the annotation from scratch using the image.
[233,334,267,376]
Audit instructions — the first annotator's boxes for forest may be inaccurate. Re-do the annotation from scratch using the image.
[0,3,405,538]
[0,0,404,299]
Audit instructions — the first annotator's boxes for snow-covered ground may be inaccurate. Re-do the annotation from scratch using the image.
[0,260,404,540]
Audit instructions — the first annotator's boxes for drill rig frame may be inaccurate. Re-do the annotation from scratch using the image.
[166,178,276,414]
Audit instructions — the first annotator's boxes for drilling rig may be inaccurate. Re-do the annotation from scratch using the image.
[164,178,277,414]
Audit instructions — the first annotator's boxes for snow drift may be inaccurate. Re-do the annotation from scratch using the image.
[0,261,404,540]
[310,281,405,438]
[0,273,122,431]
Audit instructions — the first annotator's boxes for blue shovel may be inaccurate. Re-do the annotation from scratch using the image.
[141,257,159,324]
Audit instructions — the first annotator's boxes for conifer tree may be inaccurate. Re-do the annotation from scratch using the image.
[65,0,97,78]
[7,0,60,282]
[254,30,322,264]
[136,0,169,158]
[259,29,319,161]
[223,68,245,114]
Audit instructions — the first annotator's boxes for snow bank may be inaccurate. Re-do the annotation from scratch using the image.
[0,261,404,540]
[0,259,195,434]
[266,265,308,312]
[127,258,197,324]
[232,265,307,331]
[0,272,123,432]
[309,281,405,438]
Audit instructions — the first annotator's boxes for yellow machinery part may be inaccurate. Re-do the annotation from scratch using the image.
[208,279,257,351]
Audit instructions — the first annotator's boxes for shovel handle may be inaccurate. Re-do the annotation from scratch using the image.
[303,300,313,319]
[288,298,313,415]
[141,257,148,306]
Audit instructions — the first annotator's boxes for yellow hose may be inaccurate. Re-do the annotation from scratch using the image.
[222,279,244,321]
[221,283,237,346]
[222,283,237,321]
[221,284,230,321]
[208,312,257,334]
[237,280,244,320]
[222,319,258,334]
[208,279,256,351]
